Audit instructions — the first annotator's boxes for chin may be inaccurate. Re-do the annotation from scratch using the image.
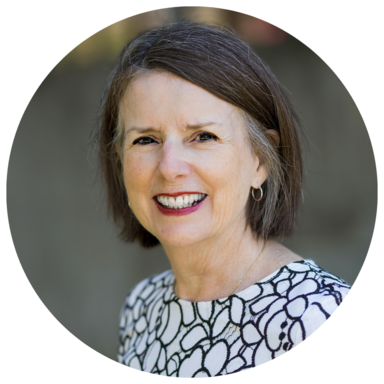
[156,224,209,248]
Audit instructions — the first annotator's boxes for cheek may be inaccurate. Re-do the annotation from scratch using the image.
[197,148,250,203]
[122,153,156,198]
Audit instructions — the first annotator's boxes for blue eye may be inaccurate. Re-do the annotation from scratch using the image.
[133,136,157,145]
[196,132,218,142]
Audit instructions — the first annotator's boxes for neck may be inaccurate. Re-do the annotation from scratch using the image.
[162,224,266,302]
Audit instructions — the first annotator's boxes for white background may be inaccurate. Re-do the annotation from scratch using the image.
[2,1,382,382]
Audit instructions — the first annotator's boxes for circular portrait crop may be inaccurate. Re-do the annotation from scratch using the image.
[7,6,377,378]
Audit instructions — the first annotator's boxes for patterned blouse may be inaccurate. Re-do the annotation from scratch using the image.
[117,260,350,377]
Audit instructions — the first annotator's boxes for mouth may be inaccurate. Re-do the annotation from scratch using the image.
[153,192,207,216]
[155,193,207,209]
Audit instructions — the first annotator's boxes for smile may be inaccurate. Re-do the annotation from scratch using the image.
[153,193,207,216]
[156,193,207,209]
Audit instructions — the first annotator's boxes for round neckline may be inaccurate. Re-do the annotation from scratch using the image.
[169,259,315,305]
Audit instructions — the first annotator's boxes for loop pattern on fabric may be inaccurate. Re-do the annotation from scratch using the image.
[118,260,350,377]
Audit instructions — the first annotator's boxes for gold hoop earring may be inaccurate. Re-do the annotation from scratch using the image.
[251,186,263,201]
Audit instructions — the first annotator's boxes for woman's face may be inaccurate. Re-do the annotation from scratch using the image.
[119,72,267,247]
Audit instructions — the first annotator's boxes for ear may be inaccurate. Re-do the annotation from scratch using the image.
[251,129,280,189]
[266,129,280,147]
[251,156,268,190]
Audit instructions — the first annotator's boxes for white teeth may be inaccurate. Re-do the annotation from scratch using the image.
[175,196,184,208]
[156,193,206,209]
[168,197,176,208]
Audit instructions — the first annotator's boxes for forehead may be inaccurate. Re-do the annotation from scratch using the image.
[120,72,241,128]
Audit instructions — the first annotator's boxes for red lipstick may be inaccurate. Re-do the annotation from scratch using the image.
[153,194,206,216]
[153,191,203,197]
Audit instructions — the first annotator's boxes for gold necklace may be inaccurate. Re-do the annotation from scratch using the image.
[228,241,267,296]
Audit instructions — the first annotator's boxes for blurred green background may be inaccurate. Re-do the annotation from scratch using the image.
[7,7,376,361]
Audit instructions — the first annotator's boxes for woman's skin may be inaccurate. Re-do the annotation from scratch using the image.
[119,72,302,302]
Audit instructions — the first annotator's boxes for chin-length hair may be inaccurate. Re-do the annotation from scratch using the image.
[93,21,304,248]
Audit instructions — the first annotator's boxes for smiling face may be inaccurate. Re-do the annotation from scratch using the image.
[118,72,267,248]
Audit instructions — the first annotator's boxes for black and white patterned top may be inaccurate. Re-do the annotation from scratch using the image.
[117,260,350,377]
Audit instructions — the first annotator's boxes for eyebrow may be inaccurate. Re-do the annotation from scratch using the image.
[126,122,220,134]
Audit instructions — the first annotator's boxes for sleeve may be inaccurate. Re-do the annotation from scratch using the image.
[117,298,129,363]
[291,284,350,345]
[116,276,152,364]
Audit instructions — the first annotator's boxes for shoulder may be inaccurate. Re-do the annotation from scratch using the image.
[118,269,175,364]
[254,259,350,317]
[280,259,350,300]
[119,269,174,325]
[278,260,351,342]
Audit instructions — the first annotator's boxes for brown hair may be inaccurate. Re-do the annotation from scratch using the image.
[94,21,304,247]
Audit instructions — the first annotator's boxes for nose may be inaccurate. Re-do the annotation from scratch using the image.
[157,138,190,181]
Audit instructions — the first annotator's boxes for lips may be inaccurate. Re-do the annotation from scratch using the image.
[156,193,206,209]
[153,192,207,216]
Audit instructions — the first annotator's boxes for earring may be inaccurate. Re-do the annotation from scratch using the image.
[251,186,263,201]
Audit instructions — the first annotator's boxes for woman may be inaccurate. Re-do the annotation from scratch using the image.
[95,21,350,377]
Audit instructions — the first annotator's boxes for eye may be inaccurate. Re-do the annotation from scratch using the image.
[195,132,218,143]
[132,136,157,145]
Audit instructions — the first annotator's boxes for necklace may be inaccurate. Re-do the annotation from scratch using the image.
[228,241,267,296]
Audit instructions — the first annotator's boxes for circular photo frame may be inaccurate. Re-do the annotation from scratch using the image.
[5,4,379,382]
